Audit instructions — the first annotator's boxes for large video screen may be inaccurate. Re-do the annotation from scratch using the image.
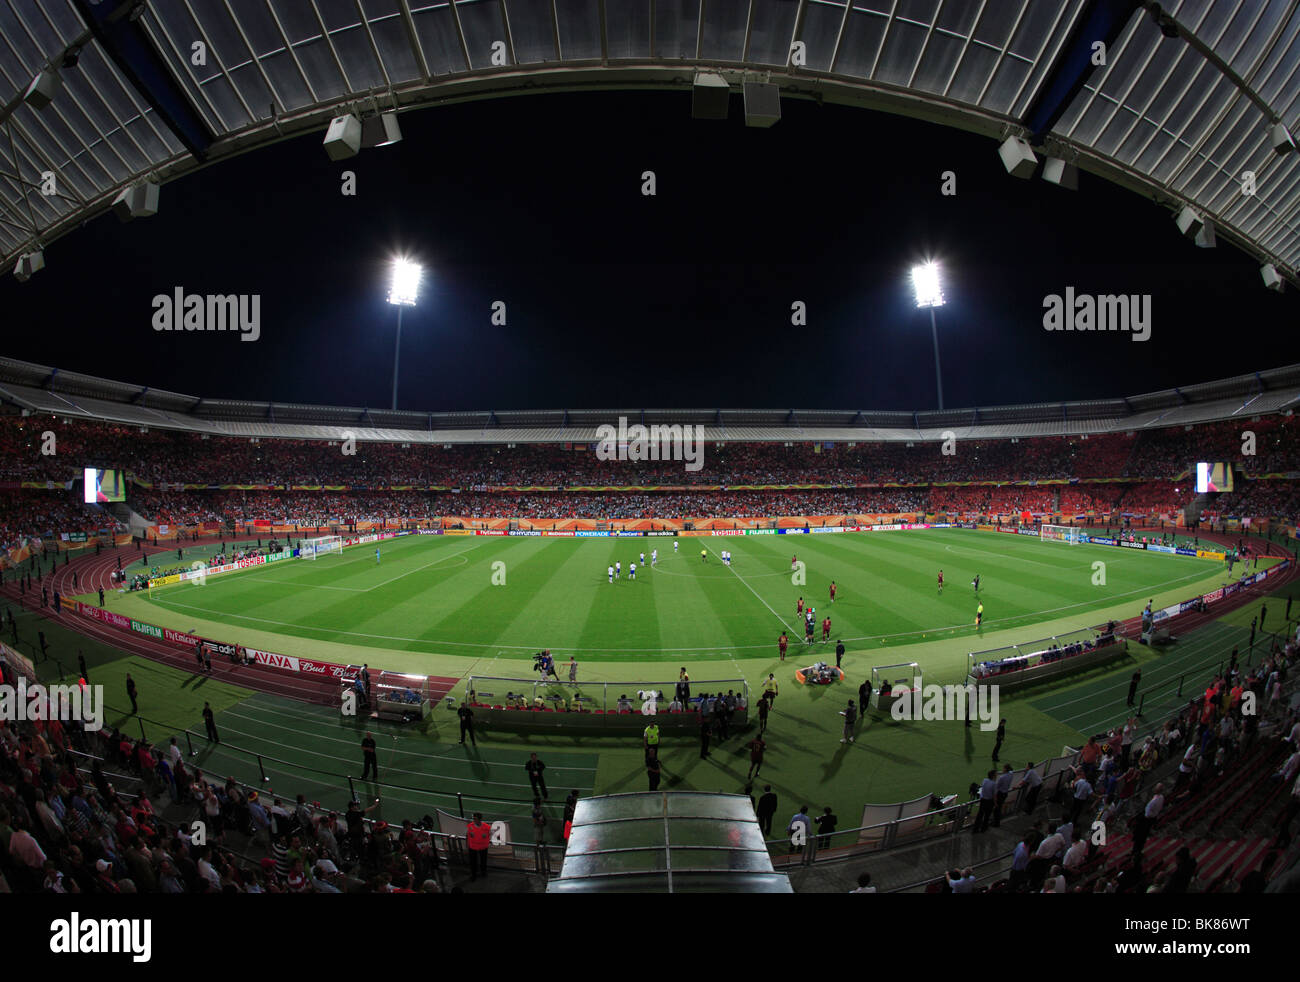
[83,468,126,503]
[1195,462,1234,494]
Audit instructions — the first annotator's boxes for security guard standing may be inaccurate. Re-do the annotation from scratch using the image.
[643,721,661,762]
[466,813,491,880]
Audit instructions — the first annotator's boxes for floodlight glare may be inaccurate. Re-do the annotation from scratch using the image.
[911,263,944,308]
[388,259,421,306]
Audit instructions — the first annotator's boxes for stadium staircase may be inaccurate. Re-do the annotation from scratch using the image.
[106,501,150,537]
[1183,492,1212,529]
[1071,731,1294,891]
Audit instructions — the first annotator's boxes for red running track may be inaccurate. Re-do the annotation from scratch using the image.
[2,536,447,706]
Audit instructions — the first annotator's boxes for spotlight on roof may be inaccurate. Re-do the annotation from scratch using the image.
[997,135,1038,179]
[1272,122,1296,156]
[1194,221,1216,249]
[1174,205,1204,240]
[323,114,362,160]
[62,46,82,69]
[911,262,945,309]
[1261,263,1285,293]
[111,182,160,222]
[1042,157,1079,190]
[361,112,403,149]
[691,72,730,120]
[742,82,781,128]
[388,259,421,307]
[23,69,62,111]
[13,251,45,283]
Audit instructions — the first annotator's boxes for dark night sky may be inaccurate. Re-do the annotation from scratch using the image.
[1,89,1295,413]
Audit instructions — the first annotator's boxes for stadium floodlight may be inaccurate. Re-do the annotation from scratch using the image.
[1261,263,1285,293]
[23,69,61,111]
[911,262,946,411]
[912,262,944,309]
[1042,157,1079,190]
[1174,205,1204,240]
[387,259,422,410]
[998,135,1038,179]
[13,250,45,283]
[388,259,421,307]
[1272,122,1296,156]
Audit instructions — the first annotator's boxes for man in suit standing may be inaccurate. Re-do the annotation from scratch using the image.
[525,752,548,799]
[458,703,476,746]
[646,749,662,791]
[360,732,379,781]
[202,702,220,744]
[755,786,778,837]
[125,674,138,715]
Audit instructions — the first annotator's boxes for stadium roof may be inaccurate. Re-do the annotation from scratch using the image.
[2,1,1299,281]
[0,354,1296,443]
[547,791,792,893]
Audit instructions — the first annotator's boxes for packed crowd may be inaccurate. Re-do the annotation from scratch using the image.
[4,414,1298,488]
[3,411,1298,555]
[957,634,1298,894]
[0,492,125,551]
[0,676,448,894]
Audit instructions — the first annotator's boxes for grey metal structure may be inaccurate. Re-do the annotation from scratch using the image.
[548,791,792,893]
[2,1,1298,281]
[0,353,1295,444]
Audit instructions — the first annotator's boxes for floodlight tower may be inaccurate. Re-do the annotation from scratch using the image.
[911,262,946,411]
[387,259,421,410]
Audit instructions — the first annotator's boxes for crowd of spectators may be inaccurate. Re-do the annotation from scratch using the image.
[955,633,1298,894]
[4,414,1298,488]
[0,492,125,551]
[3,411,1297,554]
[0,673,448,894]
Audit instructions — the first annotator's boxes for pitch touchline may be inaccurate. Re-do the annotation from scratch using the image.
[146,565,1219,655]
[196,543,478,593]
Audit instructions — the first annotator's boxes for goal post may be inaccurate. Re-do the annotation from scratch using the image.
[1040,524,1084,545]
[300,535,343,560]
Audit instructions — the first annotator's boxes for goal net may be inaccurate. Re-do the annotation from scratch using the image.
[300,535,343,560]
[1040,524,1084,545]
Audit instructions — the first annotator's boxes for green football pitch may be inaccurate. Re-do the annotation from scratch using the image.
[111,528,1242,680]
[65,528,1285,835]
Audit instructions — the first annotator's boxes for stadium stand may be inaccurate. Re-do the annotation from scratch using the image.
[3,408,1298,562]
